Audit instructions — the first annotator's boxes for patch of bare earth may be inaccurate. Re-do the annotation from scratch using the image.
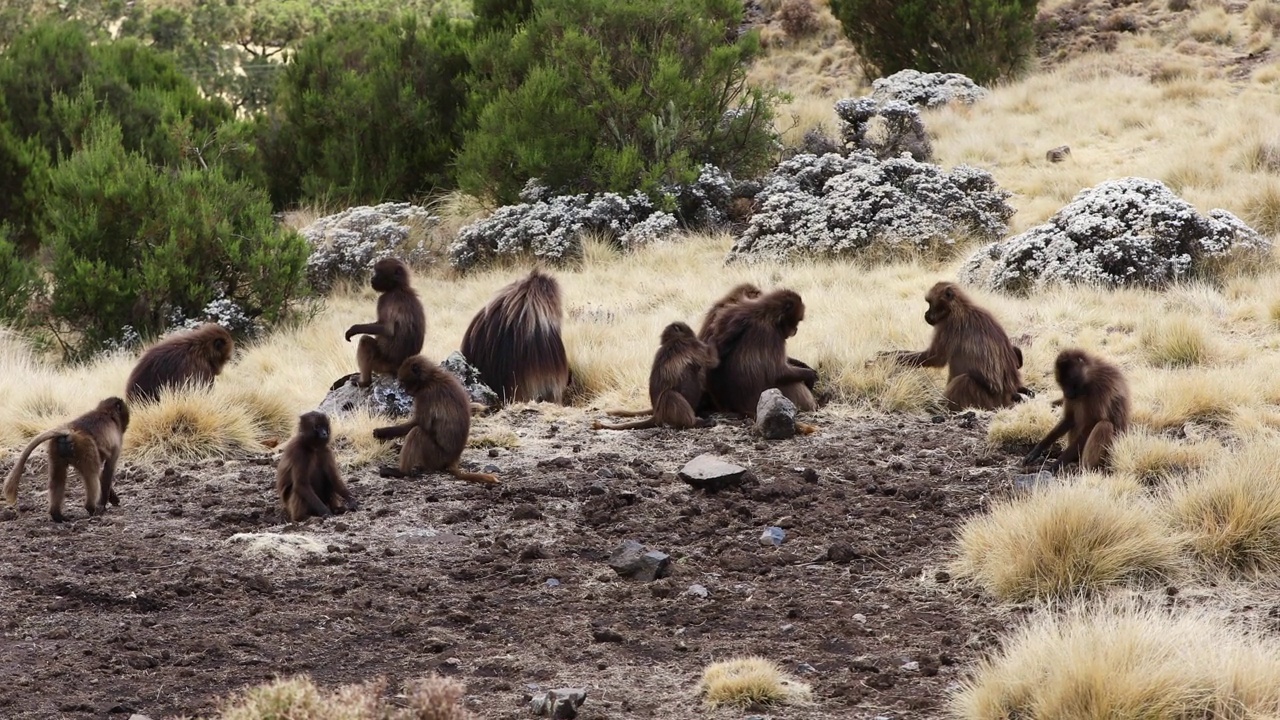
[0,409,1020,719]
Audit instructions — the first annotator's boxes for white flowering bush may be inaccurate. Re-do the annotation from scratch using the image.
[450,188,690,270]
[870,69,989,108]
[302,203,437,293]
[727,152,1014,264]
[835,97,932,162]
[961,178,1273,294]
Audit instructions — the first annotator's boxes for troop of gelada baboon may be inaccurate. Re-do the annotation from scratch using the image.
[2,259,1134,523]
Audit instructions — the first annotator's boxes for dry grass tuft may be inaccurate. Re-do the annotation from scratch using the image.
[986,401,1059,448]
[1110,428,1221,484]
[1138,315,1217,367]
[218,673,473,720]
[124,389,268,464]
[953,602,1280,719]
[952,482,1182,601]
[700,656,813,708]
[1187,6,1238,44]
[1165,441,1280,573]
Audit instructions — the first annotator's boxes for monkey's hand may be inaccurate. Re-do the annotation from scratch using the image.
[345,498,360,512]
[372,426,395,441]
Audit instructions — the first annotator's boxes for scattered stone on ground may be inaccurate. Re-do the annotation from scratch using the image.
[607,540,671,581]
[677,454,749,492]
[755,389,798,440]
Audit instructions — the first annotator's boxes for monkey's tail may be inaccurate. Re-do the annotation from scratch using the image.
[602,408,653,418]
[447,463,499,485]
[3,429,66,505]
[592,416,657,430]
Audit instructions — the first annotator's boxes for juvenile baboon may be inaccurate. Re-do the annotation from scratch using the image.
[125,324,234,402]
[276,411,357,521]
[345,258,427,388]
[706,289,819,418]
[460,269,570,404]
[3,397,130,522]
[1023,349,1130,473]
[882,281,1030,411]
[594,322,719,430]
[373,356,498,484]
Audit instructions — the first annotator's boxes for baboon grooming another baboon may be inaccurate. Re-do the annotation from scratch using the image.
[461,269,570,404]
[1023,349,1130,473]
[882,281,1030,411]
[276,411,356,521]
[345,258,427,388]
[125,324,234,402]
[373,356,498,484]
[706,289,819,419]
[3,397,130,522]
[594,321,719,430]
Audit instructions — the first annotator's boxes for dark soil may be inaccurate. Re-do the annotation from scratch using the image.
[0,408,1022,719]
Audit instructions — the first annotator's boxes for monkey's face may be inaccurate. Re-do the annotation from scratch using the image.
[299,412,331,445]
[397,356,433,393]
[1054,352,1089,398]
[371,259,407,292]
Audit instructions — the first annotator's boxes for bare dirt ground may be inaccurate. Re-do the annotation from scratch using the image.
[0,408,1022,719]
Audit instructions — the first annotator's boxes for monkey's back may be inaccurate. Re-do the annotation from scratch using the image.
[376,288,426,365]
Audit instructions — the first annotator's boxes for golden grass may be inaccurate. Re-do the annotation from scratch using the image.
[217,674,472,720]
[986,400,1058,448]
[1138,315,1217,367]
[699,656,813,708]
[1165,440,1280,573]
[952,482,1183,601]
[1110,428,1222,484]
[953,601,1280,719]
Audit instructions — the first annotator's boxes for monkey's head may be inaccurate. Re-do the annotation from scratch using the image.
[297,411,332,446]
[765,289,805,338]
[1054,349,1092,399]
[196,324,235,373]
[98,397,130,433]
[371,258,410,293]
[660,321,697,346]
[397,355,441,394]
[923,282,967,326]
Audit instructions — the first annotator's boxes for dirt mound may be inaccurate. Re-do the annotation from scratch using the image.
[0,409,1023,718]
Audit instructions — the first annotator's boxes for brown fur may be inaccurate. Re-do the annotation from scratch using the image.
[345,258,427,388]
[1023,349,1131,473]
[125,324,234,402]
[373,356,498,485]
[460,269,570,404]
[885,282,1030,411]
[276,411,356,522]
[705,289,819,419]
[3,397,130,522]
[594,322,719,430]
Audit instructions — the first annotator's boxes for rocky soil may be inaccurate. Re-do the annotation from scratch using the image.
[0,407,1024,719]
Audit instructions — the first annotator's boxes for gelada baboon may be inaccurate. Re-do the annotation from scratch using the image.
[3,397,130,522]
[697,283,818,410]
[706,289,819,419]
[460,269,569,404]
[594,321,719,430]
[373,356,498,484]
[125,323,234,403]
[276,411,357,521]
[882,281,1031,411]
[344,258,427,388]
[1023,349,1130,473]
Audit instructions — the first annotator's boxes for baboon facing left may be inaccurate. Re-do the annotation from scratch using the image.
[345,258,427,388]
[3,397,130,522]
[125,323,234,403]
[705,288,819,417]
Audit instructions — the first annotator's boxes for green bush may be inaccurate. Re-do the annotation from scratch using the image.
[0,225,42,325]
[41,112,308,352]
[458,0,777,204]
[0,98,50,251]
[828,0,1038,85]
[0,21,233,167]
[261,14,472,207]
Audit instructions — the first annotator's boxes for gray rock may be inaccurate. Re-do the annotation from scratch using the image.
[755,389,798,440]
[686,583,709,598]
[607,541,670,581]
[1045,145,1071,163]
[1013,470,1055,494]
[678,454,747,492]
[759,526,786,546]
[317,352,498,418]
[128,716,155,720]
[530,687,588,718]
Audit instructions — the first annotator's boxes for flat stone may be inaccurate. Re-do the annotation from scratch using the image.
[677,454,747,492]
[607,541,670,581]
[1012,470,1055,494]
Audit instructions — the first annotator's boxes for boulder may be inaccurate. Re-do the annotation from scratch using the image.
[607,540,670,581]
[755,389,797,440]
[677,454,748,492]
[317,352,498,418]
